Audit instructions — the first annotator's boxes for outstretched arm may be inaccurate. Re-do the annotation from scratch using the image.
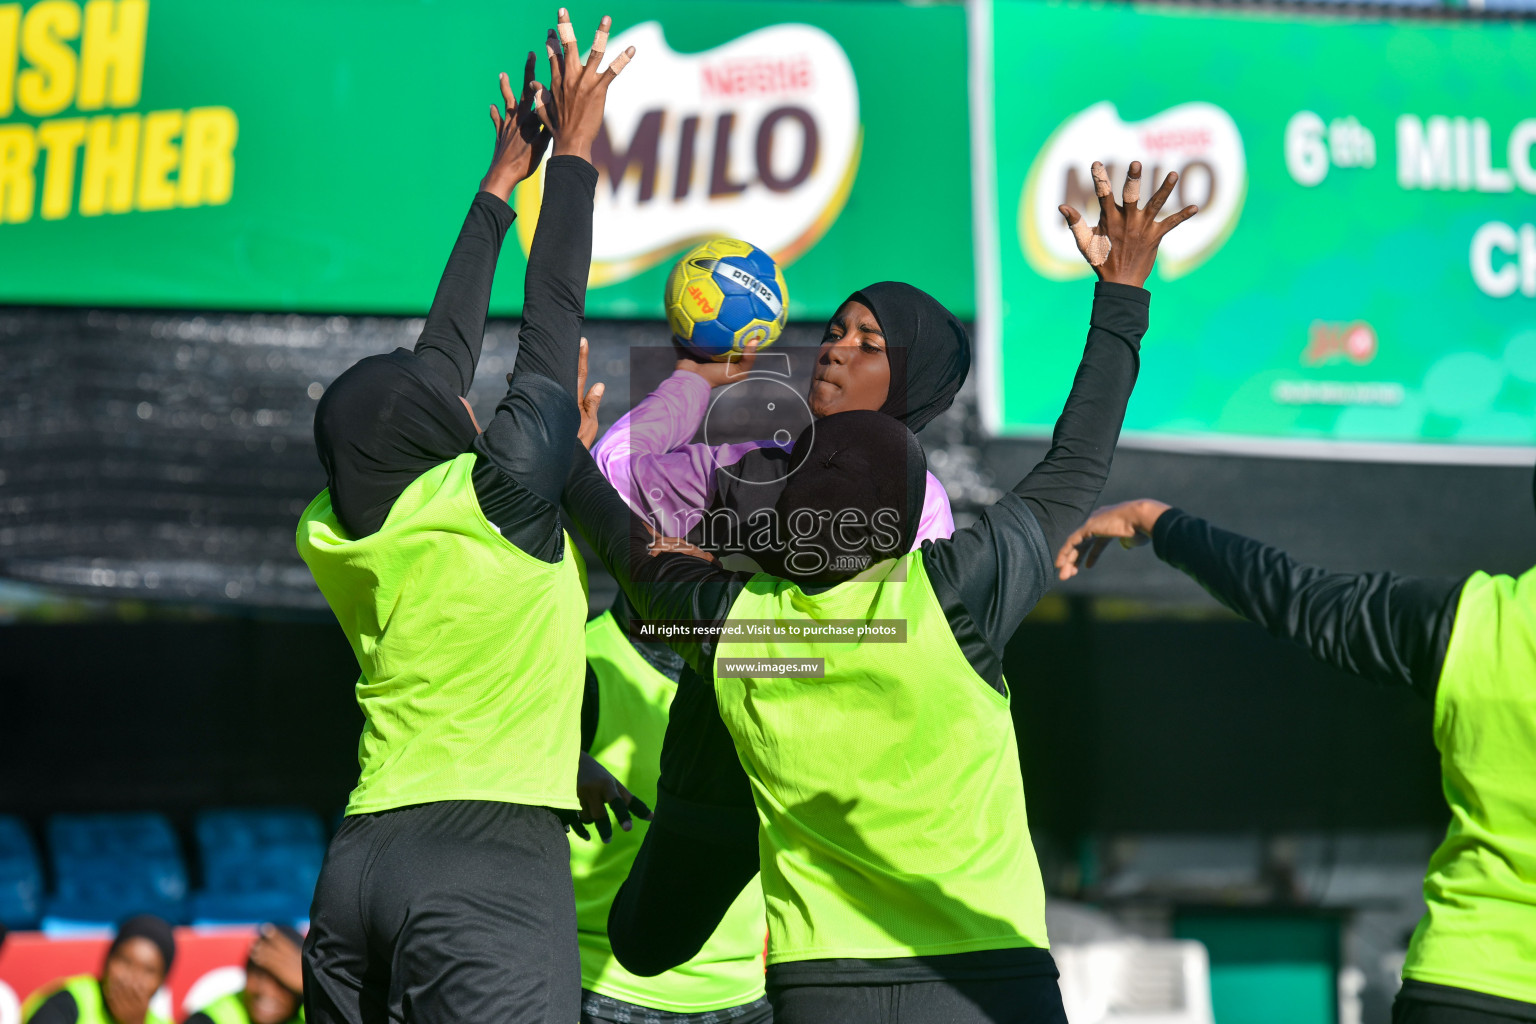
[470,13,636,556]
[1056,501,1465,699]
[922,161,1198,686]
[1014,161,1196,554]
[414,53,553,396]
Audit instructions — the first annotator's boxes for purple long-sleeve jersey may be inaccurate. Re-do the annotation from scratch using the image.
[592,369,955,542]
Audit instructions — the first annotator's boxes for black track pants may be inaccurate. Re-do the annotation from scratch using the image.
[768,975,1068,1024]
[303,800,579,1024]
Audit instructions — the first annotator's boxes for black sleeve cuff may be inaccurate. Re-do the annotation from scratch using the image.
[1090,281,1151,345]
[471,189,516,230]
[1150,506,1191,562]
[544,154,600,194]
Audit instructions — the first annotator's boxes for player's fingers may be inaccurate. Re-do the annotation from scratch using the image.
[577,337,589,389]
[545,28,564,91]
[1091,161,1113,204]
[1058,204,1082,228]
[602,45,635,85]
[517,53,538,114]
[609,788,634,833]
[1156,204,1200,237]
[1144,170,1179,218]
[586,15,611,70]
[1068,216,1095,254]
[585,382,605,415]
[1054,528,1083,567]
[499,71,517,116]
[489,104,501,131]
[570,820,591,841]
[530,83,553,130]
[557,8,579,69]
[1122,160,1142,209]
[594,802,614,843]
[1084,536,1113,569]
[627,795,653,821]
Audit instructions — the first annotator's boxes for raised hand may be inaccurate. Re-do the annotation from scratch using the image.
[1058,161,1198,288]
[481,51,551,202]
[577,337,606,449]
[674,337,760,388]
[248,923,304,994]
[1054,499,1172,581]
[531,8,635,164]
[573,751,652,843]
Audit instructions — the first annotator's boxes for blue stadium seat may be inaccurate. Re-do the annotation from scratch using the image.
[191,808,324,927]
[0,816,42,929]
[42,813,187,929]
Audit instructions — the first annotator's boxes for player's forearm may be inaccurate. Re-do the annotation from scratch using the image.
[412,192,516,396]
[1152,509,1461,693]
[1012,282,1147,554]
[562,446,739,669]
[608,791,760,976]
[513,156,599,396]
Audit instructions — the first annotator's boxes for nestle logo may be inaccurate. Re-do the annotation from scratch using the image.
[1141,128,1213,152]
[702,56,813,97]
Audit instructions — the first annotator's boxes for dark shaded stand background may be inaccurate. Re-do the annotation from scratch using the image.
[2,304,1530,841]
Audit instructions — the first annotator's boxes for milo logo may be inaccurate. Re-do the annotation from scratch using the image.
[516,22,861,287]
[1020,101,1247,280]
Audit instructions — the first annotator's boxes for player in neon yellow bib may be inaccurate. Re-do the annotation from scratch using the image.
[184,925,305,1024]
[562,163,1196,1024]
[571,600,771,1023]
[1060,490,1536,1024]
[24,915,176,1024]
[295,15,642,1024]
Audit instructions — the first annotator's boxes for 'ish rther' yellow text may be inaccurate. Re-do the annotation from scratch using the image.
[0,0,238,223]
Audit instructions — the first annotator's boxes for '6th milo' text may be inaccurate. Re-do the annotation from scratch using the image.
[0,0,237,224]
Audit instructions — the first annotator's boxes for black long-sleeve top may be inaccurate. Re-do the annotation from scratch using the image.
[1151,510,1465,701]
[22,989,83,1024]
[313,157,598,559]
[561,282,1150,985]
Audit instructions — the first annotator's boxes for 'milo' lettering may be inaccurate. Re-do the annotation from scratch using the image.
[591,103,820,205]
[0,0,239,224]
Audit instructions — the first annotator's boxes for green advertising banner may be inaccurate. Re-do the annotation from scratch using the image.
[976,0,1536,461]
[0,0,972,318]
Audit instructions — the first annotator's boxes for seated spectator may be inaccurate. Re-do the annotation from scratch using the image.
[186,924,304,1024]
[23,914,175,1024]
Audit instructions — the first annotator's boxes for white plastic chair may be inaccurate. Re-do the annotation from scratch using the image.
[1055,940,1215,1024]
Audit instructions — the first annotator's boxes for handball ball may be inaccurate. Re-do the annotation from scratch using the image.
[665,238,788,361]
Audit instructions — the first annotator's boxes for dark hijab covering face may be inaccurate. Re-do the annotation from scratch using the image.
[849,282,971,433]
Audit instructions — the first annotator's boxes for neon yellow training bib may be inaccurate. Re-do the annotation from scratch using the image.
[1404,567,1536,1005]
[22,975,173,1024]
[571,611,767,1011]
[714,551,1048,965]
[297,451,586,814]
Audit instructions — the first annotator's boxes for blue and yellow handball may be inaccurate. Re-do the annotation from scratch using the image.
[665,239,788,361]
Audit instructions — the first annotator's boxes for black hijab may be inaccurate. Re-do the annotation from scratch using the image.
[769,410,927,584]
[313,349,478,538]
[848,282,971,433]
[110,914,176,975]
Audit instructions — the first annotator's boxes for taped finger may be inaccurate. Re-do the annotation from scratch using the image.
[1091,161,1113,200]
[1122,163,1142,207]
[588,16,611,66]
[605,46,634,78]
[1069,218,1112,266]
